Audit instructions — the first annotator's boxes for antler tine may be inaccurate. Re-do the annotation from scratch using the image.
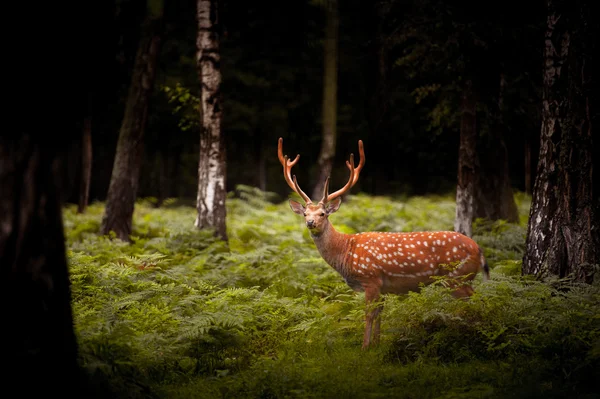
[278,137,312,204]
[345,139,365,187]
[278,137,300,167]
[292,175,311,204]
[322,153,355,203]
[321,140,365,203]
[319,176,331,204]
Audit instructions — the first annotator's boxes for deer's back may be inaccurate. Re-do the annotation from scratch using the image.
[343,231,483,294]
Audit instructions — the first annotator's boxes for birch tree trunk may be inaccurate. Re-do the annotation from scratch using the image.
[474,73,519,223]
[195,0,228,241]
[101,0,163,241]
[523,0,599,282]
[454,80,478,237]
[313,0,339,200]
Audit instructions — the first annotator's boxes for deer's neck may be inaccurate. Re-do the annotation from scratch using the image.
[310,223,352,274]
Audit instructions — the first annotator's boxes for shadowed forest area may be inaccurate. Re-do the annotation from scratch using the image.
[2,0,599,398]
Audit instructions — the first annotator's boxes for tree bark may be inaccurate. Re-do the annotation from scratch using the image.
[101,0,163,241]
[78,100,93,214]
[523,0,599,282]
[313,0,339,200]
[0,135,81,396]
[195,0,228,241]
[474,72,519,223]
[454,80,478,237]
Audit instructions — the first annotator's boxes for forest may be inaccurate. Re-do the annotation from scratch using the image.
[2,0,599,398]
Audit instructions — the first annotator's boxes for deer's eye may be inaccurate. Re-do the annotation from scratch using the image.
[303,213,306,217]
[320,212,325,216]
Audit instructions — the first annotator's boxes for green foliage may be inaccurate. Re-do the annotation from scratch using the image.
[160,83,200,132]
[63,192,600,398]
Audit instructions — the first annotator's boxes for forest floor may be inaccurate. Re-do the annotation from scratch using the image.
[63,186,600,399]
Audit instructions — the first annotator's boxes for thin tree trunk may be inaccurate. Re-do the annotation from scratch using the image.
[78,103,93,213]
[454,80,478,237]
[474,72,519,223]
[0,135,81,396]
[313,0,339,199]
[523,0,598,282]
[195,0,228,241]
[101,0,163,241]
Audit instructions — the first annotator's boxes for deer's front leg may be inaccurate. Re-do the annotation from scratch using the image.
[362,285,381,350]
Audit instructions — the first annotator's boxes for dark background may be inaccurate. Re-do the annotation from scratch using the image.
[58,0,544,204]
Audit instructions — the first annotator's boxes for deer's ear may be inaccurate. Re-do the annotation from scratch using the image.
[289,199,306,215]
[325,197,342,214]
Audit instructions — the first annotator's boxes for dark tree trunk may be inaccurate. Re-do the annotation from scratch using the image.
[78,101,93,214]
[195,0,228,241]
[454,80,478,237]
[101,1,163,241]
[2,0,110,393]
[523,0,599,282]
[474,73,519,223]
[313,0,339,200]
[0,136,81,396]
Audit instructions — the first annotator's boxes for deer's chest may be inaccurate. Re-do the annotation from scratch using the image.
[341,274,365,292]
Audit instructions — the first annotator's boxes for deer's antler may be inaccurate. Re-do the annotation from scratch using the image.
[319,140,365,204]
[278,137,312,204]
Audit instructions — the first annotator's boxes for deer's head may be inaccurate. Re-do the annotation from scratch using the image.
[278,137,365,236]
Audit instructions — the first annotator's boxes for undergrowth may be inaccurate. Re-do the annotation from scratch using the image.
[63,186,600,398]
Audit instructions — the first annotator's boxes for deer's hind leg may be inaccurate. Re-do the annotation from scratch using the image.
[362,286,383,349]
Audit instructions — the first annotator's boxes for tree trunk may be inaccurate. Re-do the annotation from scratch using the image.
[0,135,81,396]
[78,101,93,213]
[474,73,519,223]
[195,0,228,241]
[523,0,599,282]
[454,80,478,237]
[101,0,163,241]
[313,0,339,200]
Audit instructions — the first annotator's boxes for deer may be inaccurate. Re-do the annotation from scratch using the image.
[277,137,490,349]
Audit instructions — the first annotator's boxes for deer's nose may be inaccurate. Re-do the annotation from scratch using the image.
[306,220,315,228]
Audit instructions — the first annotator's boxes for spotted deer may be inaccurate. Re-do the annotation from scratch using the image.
[278,137,490,349]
